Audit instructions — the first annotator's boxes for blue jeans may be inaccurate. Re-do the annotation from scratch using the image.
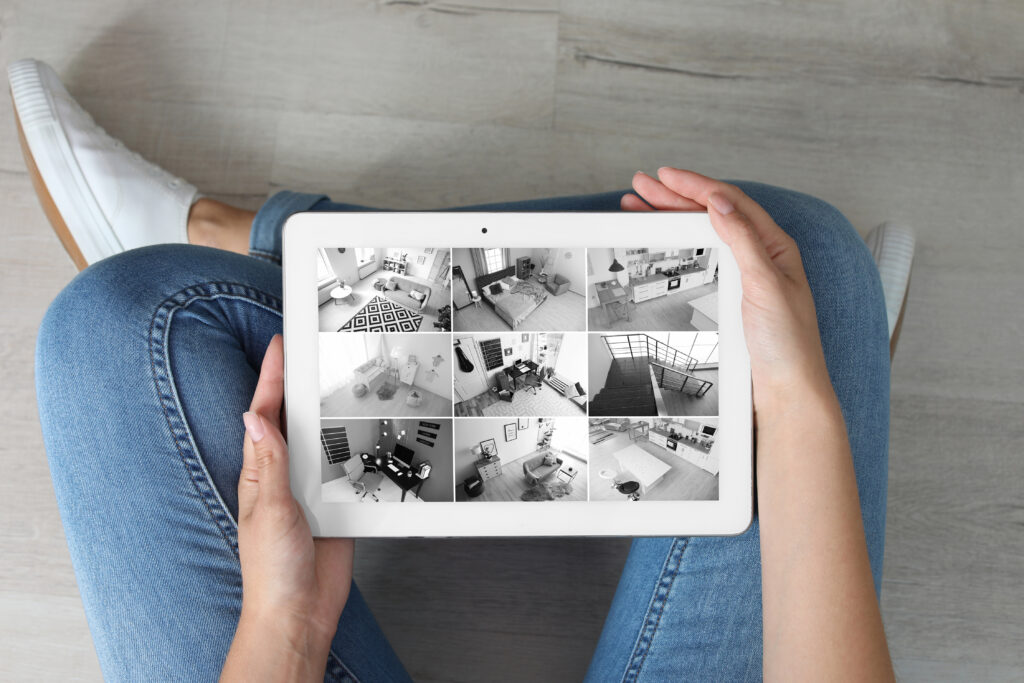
[36,184,889,682]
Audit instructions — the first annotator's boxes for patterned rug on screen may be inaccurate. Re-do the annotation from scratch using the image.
[339,296,423,332]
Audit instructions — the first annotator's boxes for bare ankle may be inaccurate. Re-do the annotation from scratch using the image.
[187,198,255,255]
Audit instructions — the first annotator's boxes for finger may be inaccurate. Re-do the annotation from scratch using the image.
[620,193,653,211]
[706,193,778,284]
[658,167,803,277]
[656,167,782,237]
[249,335,285,430]
[632,172,706,211]
[243,410,294,509]
[238,413,260,522]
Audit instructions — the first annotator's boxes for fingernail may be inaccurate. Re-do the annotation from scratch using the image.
[634,170,645,177]
[708,193,735,215]
[243,412,265,442]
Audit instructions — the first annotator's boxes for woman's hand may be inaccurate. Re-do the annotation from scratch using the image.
[623,168,835,420]
[625,168,894,681]
[221,334,353,682]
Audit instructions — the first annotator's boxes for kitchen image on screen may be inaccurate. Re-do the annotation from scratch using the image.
[589,418,719,502]
[320,418,455,503]
[588,247,718,332]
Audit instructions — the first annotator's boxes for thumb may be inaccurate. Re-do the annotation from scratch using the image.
[242,410,293,510]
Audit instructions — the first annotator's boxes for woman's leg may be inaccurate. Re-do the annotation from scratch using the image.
[36,245,411,682]
[245,188,629,265]
[583,182,890,681]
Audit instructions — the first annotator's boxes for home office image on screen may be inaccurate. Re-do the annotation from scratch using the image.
[320,418,455,503]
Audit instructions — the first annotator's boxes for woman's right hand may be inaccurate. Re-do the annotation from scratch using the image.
[622,167,836,420]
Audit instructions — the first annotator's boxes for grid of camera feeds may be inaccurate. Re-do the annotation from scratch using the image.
[317,246,721,504]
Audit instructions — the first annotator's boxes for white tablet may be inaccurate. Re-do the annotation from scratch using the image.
[283,212,752,537]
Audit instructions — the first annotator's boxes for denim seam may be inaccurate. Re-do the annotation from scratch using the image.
[148,283,361,683]
[249,248,282,265]
[622,538,689,683]
[149,282,284,556]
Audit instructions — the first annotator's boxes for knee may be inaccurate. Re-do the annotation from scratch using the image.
[40,247,176,355]
[733,182,881,301]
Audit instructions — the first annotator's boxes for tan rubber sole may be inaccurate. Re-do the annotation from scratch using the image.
[12,89,89,271]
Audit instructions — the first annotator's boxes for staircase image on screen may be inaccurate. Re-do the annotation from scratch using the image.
[590,333,714,417]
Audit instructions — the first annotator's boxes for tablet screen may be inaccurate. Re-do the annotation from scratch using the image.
[314,245,721,506]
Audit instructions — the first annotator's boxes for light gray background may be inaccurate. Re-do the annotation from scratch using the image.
[1,1,1021,680]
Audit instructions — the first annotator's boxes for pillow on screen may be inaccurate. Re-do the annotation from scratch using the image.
[409,289,426,301]
[542,453,558,467]
[385,279,398,291]
[489,283,503,295]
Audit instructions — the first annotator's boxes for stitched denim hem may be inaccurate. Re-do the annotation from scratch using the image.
[623,538,690,682]
[250,190,330,263]
[148,281,284,554]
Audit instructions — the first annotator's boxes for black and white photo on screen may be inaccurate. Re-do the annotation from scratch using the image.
[588,332,718,417]
[317,246,452,332]
[588,247,718,332]
[320,418,455,503]
[451,247,586,332]
[453,332,588,417]
[454,417,588,502]
[588,417,719,502]
[320,332,453,419]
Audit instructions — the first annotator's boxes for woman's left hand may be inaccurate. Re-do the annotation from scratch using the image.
[222,334,353,681]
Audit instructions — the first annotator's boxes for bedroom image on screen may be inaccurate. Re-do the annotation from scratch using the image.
[452,248,586,332]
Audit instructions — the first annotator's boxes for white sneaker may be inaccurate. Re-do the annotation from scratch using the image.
[9,58,199,269]
[864,221,915,355]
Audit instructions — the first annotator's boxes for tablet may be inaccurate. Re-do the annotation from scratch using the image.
[283,212,752,537]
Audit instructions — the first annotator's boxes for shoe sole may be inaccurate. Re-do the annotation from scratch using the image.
[12,93,88,270]
[9,59,120,270]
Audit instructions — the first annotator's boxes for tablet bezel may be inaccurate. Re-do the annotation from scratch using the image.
[283,212,752,537]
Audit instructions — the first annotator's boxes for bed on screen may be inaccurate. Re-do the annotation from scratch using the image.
[476,266,548,330]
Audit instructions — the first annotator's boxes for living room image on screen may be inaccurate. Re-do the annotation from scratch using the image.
[588,247,718,332]
[451,247,586,331]
[588,418,719,502]
[317,247,452,332]
[453,333,588,417]
[319,332,453,419]
[588,332,718,417]
[320,418,455,503]
[454,417,588,502]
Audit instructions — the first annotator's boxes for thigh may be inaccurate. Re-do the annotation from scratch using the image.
[585,182,890,682]
[248,190,626,260]
[36,245,409,682]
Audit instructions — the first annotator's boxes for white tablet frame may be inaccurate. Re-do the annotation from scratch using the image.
[283,212,752,537]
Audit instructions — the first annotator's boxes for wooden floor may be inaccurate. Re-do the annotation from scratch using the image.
[453,279,587,331]
[455,452,588,503]
[3,2,1023,681]
[658,369,719,417]
[455,381,583,417]
[321,381,452,419]
[588,283,717,331]
[589,432,718,502]
[318,269,444,332]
